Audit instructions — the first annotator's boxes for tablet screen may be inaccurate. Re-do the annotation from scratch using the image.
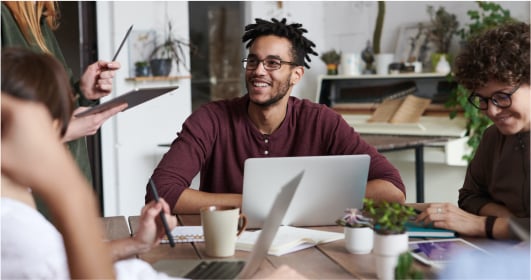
[75,86,178,117]
[409,238,488,267]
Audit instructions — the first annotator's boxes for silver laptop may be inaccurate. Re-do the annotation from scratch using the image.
[242,155,370,229]
[152,170,304,279]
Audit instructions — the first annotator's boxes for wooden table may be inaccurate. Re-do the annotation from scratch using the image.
[104,214,458,279]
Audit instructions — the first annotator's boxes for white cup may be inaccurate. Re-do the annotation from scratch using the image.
[340,53,362,76]
[200,206,247,257]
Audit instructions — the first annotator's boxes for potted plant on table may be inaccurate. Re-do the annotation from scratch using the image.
[336,207,373,254]
[320,49,341,75]
[363,198,416,280]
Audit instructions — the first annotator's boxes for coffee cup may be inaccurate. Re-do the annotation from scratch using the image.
[200,206,247,257]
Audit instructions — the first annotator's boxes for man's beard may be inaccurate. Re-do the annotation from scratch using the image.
[248,74,292,108]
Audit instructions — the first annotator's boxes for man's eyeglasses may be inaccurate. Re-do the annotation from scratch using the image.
[468,84,521,110]
[242,57,299,71]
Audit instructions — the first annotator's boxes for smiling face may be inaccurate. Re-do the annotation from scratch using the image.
[244,35,303,108]
[475,81,530,135]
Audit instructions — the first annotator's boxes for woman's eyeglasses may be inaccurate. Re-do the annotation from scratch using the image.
[468,84,521,110]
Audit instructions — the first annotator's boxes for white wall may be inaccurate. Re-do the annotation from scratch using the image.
[97,1,191,216]
[98,1,529,216]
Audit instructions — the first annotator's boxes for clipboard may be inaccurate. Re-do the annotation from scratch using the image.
[75,86,178,117]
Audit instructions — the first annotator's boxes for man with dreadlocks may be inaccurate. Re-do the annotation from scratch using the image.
[147,18,406,214]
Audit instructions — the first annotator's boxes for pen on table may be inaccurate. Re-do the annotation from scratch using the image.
[149,178,175,247]
[111,24,134,61]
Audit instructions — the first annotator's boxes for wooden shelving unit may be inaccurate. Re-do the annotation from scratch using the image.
[125,75,192,82]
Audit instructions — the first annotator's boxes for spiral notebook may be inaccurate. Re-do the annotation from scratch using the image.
[161,226,204,243]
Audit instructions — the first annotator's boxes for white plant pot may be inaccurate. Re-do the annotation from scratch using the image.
[344,227,373,254]
[340,53,362,76]
[373,233,408,280]
[374,53,395,75]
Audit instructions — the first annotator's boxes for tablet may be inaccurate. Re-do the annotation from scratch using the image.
[409,238,489,269]
[75,86,178,117]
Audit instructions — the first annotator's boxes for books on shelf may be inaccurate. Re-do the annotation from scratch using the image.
[406,221,456,238]
[236,226,344,256]
[367,93,432,124]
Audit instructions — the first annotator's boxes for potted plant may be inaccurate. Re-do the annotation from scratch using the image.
[426,6,459,72]
[336,208,373,254]
[371,1,395,75]
[320,49,341,75]
[445,1,514,161]
[395,252,424,279]
[363,198,416,280]
[134,61,150,77]
[150,21,198,76]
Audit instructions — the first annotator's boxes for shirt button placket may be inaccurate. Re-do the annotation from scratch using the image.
[264,137,270,155]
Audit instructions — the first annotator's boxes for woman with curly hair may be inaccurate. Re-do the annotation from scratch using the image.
[416,22,529,240]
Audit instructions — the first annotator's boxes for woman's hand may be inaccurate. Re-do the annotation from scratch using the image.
[132,199,178,254]
[79,61,121,100]
[62,103,127,142]
[415,203,486,237]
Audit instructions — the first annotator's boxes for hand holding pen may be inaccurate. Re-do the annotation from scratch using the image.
[149,178,176,247]
[79,25,132,100]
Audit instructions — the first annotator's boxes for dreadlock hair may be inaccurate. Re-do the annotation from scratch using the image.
[242,18,318,69]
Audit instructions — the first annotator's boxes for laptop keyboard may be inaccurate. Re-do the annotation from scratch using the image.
[183,260,245,279]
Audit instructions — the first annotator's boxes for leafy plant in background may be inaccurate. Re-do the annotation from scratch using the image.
[320,49,341,65]
[150,21,199,73]
[372,1,386,55]
[444,1,515,162]
[427,6,459,54]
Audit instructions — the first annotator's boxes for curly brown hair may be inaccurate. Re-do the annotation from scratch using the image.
[454,22,530,91]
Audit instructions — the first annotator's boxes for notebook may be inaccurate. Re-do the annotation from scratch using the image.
[75,86,178,117]
[152,170,304,279]
[242,155,370,229]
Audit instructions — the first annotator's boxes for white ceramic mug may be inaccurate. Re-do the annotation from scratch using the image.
[200,206,247,257]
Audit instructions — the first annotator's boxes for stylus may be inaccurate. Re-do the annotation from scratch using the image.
[111,24,134,61]
[149,178,175,247]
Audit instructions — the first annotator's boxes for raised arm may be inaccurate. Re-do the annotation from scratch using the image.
[1,94,115,278]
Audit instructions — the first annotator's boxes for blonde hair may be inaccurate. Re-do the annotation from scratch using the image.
[3,1,60,53]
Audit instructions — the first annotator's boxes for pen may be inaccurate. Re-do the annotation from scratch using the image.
[111,24,134,61]
[149,178,175,247]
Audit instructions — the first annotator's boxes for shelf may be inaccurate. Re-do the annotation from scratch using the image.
[125,75,192,82]
[319,72,447,80]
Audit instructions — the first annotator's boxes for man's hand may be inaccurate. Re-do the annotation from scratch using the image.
[79,61,121,100]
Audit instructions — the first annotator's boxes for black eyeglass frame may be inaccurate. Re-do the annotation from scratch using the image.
[467,83,521,110]
[241,57,299,71]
